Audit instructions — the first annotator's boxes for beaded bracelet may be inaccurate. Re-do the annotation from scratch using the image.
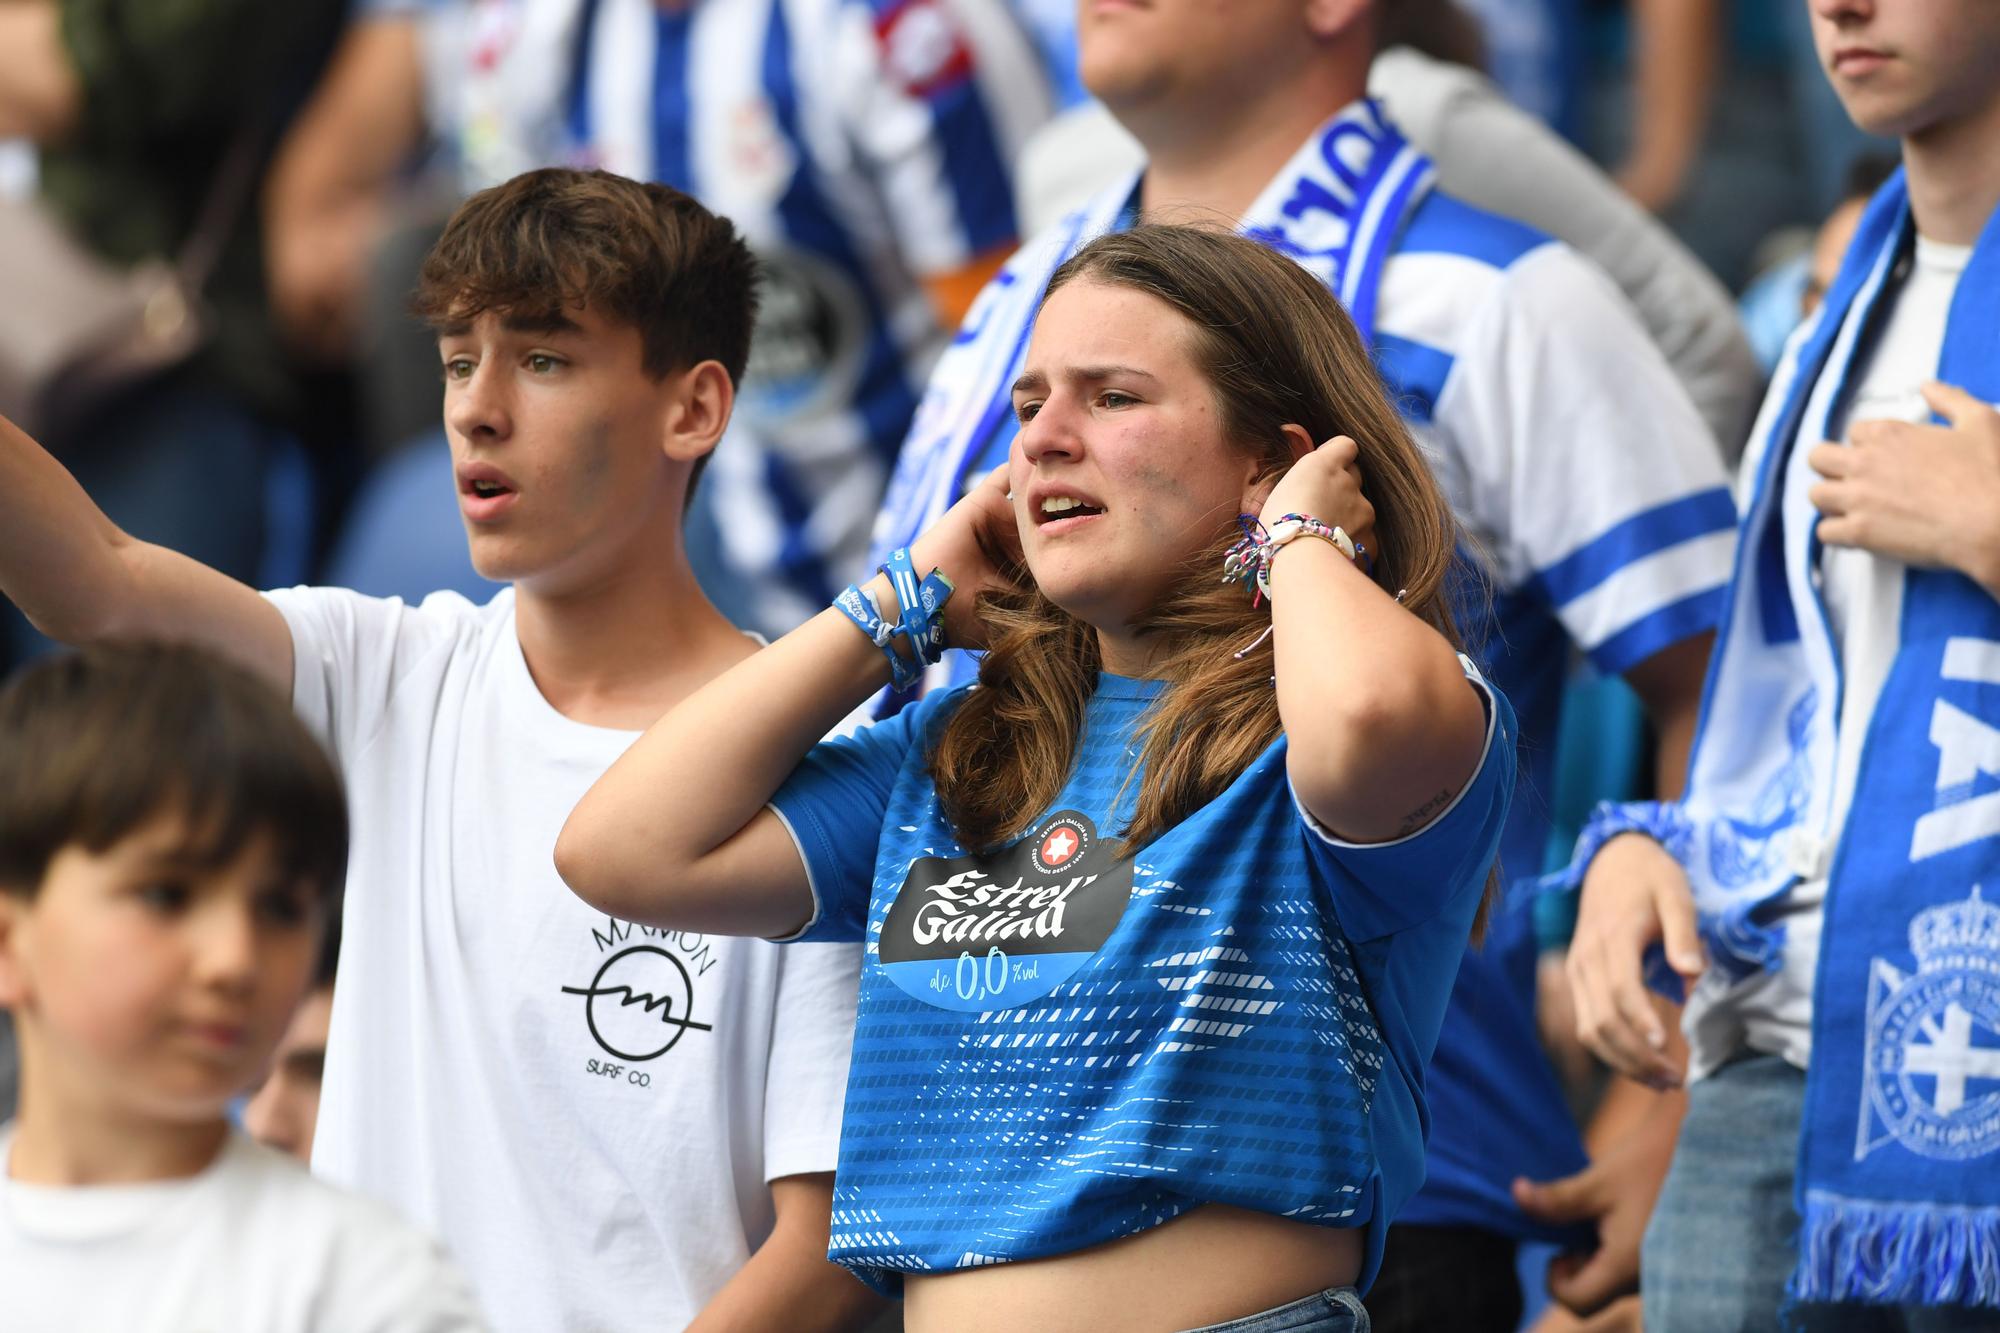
[832,547,954,691]
[1222,511,1372,603]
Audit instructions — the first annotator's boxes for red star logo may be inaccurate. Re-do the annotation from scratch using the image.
[1041,828,1078,866]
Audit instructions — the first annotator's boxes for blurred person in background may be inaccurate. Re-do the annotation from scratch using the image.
[1576,0,1890,293]
[244,922,339,1164]
[0,0,349,669]
[1802,154,1901,318]
[1587,0,1720,217]
[266,0,1049,635]
[1451,0,1729,218]
[1449,0,1580,141]
[1741,152,1900,373]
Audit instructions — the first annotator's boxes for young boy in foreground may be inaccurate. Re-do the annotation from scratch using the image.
[0,642,483,1331]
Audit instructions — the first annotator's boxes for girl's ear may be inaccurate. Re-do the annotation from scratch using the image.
[1277,424,1316,463]
[1242,425,1319,514]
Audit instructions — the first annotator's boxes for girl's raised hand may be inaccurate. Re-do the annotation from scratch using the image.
[906,464,1021,652]
[1257,433,1377,564]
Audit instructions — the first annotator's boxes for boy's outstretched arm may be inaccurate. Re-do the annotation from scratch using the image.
[686,1174,885,1333]
[0,414,293,689]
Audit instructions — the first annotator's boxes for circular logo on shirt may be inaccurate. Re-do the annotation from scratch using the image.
[1030,814,1092,875]
[560,945,715,1062]
[874,0,973,98]
[878,811,1134,1012]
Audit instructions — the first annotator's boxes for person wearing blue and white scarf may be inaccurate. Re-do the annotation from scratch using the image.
[1561,0,2000,1325]
[871,2,1738,1327]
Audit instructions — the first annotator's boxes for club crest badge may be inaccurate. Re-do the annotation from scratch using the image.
[879,811,1133,1013]
[738,248,867,425]
[1859,886,2000,1161]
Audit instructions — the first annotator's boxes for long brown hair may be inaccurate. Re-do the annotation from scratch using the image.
[928,225,1467,860]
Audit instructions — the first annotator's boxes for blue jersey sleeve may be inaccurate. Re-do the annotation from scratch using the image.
[768,687,962,942]
[1296,657,1518,942]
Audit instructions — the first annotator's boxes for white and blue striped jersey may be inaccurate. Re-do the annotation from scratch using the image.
[413,0,1050,631]
[1376,195,1737,681]
[1370,197,1737,1236]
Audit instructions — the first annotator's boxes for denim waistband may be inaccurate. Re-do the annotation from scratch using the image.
[1177,1286,1369,1333]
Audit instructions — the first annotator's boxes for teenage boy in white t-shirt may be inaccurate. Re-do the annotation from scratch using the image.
[0,169,875,1332]
[0,641,484,1333]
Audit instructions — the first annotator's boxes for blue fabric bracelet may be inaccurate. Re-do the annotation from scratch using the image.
[833,582,922,690]
[1536,799,1693,896]
[833,549,955,692]
[880,547,955,672]
[1574,800,1694,881]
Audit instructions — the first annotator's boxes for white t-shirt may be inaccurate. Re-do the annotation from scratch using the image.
[264,586,861,1332]
[0,1127,484,1332]
[1686,236,1972,1078]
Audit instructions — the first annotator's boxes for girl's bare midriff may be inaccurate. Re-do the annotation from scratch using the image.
[901,1202,1363,1333]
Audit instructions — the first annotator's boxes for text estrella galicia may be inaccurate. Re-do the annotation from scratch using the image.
[878,811,1133,1012]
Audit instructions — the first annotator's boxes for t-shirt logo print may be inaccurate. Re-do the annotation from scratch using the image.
[561,945,715,1062]
[1036,822,1081,870]
[879,811,1133,1012]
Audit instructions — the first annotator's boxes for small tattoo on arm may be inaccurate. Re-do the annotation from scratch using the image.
[1395,788,1453,837]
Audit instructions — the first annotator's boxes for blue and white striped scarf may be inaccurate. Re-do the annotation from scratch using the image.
[1644,170,2000,1309]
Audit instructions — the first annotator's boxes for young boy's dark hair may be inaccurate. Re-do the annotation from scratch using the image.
[414,168,760,496]
[0,642,348,899]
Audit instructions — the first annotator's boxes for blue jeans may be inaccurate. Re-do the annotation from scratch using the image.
[1178,1288,1369,1333]
[1643,1052,1993,1332]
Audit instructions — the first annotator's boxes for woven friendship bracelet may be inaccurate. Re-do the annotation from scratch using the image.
[881,546,955,668]
[1222,511,1372,603]
[832,548,955,691]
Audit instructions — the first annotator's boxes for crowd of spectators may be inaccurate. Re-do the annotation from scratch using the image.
[1,3,1988,1332]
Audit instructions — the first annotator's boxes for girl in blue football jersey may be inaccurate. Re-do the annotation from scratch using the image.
[558,224,1514,1332]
